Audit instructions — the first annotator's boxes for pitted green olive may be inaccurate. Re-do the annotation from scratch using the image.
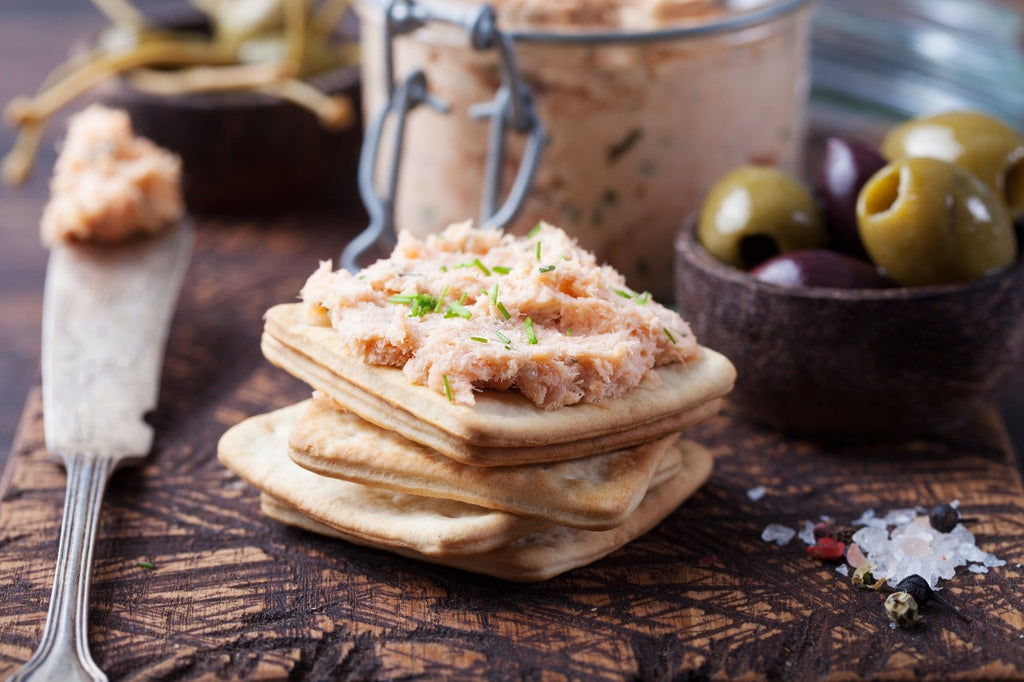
[856,157,1017,286]
[698,165,827,269]
[880,110,1024,217]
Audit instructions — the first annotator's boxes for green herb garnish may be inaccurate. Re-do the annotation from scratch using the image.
[527,223,543,239]
[389,293,438,317]
[137,561,156,570]
[614,289,633,299]
[444,301,472,319]
[492,265,511,275]
[536,240,542,261]
[496,301,511,320]
[442,374,453,402]
[538,265,555,273]
[525,317,538,345]
[470,336,488,343]
[490,282,498,305]
[434,285,449,313]
[664,327,677,344]
[494,329,512,345]
[455,258,490,276]
[635,291,650,305]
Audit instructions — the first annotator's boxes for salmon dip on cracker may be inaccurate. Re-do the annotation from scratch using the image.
[300,221,700,409]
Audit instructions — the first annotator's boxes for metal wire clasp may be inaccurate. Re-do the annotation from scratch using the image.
[341,0,547,272]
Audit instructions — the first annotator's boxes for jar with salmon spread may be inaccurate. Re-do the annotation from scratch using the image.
[353,0,815,300]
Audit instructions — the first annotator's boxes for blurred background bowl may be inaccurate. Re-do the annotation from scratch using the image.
[674,216,1024,438]
[97,10,363,215]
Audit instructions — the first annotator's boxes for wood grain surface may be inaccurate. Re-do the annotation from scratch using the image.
[2,215,1024,681]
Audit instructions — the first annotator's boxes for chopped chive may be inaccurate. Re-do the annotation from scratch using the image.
[538,265,555,273]
[390,293,438,317]
[664,327,677,344]
[525,317,538,344]
[566,328,572,337]
[492,265,511,275]
[454,258,491,275]
[137,561,156,570]
[490,282,498,305]
[434,285,449,313]
[496,301,511,319]
[536,241,542,261]
[440,265,448,273]
[527,223,543,239]
[494,329,512,345]
[614,289,633,299]
[442,374,453,402]
[470,336,488,343]
[635,291,650,305]
[459,291,468,304]
[444,301,472,319]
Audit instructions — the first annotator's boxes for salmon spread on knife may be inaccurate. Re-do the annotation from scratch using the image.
[300,222,700,409]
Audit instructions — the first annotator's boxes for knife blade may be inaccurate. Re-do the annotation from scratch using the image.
[9,219,193,682]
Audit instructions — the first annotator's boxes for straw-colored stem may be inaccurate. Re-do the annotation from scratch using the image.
[127,62,286,94]
[255,78,354,129]
[6,41,236,125]
[283,0,309,77]
[1,121,46,185]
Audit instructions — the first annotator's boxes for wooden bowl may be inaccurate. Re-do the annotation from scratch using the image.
[101,67,362,215]
[96,12,363,215]
[674,218,1024,438]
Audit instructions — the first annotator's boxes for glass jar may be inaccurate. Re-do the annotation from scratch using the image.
[356,0,816,300]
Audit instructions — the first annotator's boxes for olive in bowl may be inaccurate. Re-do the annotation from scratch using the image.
[674,217,1024,437]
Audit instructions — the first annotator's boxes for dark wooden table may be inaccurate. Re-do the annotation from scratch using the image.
[3,3,1024,680]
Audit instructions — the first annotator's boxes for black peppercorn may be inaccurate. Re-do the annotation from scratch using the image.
[929,504,961,533]
[895,575,970,623]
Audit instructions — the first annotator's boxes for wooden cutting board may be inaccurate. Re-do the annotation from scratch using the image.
[1,215,1023,681]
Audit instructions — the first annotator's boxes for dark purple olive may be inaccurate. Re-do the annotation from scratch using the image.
[816,137,887,258]
[750,249,894,289]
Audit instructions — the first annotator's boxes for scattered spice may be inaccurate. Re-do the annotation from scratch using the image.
[806,537,846,562]
[895,574,970,623]
[884,591,919,628]
[928,503,976,533]
[852,563,886,590]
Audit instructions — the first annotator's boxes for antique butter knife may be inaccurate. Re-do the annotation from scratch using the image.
[9,220,193,682]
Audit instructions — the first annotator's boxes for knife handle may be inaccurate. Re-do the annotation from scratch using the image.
[8,453,118,682]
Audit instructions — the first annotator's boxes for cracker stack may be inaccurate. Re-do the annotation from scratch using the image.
[218,303,734,582]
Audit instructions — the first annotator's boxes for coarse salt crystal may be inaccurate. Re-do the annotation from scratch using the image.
[761,524,796,546]
[798,520,816,545]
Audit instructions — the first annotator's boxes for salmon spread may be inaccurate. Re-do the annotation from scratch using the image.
[40,105,183,246]
[300,222,700,409]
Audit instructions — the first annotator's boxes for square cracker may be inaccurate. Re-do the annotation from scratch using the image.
[260,437,712,583]
[217,402,551,556]
[289,395,681,530]
[263,302,734,466]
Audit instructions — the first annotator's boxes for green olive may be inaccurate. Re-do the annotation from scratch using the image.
[856,157,1016,286]
[881,110,1024,217]
[698,165,827,269]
